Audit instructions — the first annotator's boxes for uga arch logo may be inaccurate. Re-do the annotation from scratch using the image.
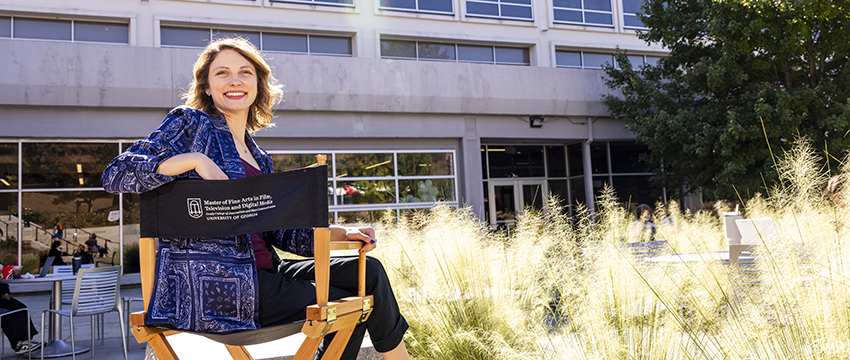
[187,198,203,219]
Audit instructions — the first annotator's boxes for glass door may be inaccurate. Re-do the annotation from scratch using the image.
[487,179,546,230]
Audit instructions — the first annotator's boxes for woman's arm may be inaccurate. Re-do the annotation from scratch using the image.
[156,153,227,180]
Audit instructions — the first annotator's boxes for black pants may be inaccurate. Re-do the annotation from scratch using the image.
[257,256,408,360]
[0,297,37,346]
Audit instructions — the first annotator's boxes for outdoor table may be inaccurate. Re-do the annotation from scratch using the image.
[0,274,89,358]
[643,251,731,264]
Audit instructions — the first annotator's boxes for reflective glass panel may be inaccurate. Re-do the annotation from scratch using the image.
[500,4,532,19]
[482,184,490,222]
[612,175,661,205]
[337,180,395,204]
[0,17,12,38]
[122,193,140,273]
[556,51,582,67]
[493,184,516,222]
[336,210,391,225]
[381,39,416,58]
[590,143,608,174]
[546,146,567,178]
[335,154,394,178]
[609,141,649,173]
[419,0,454,12]
[553,0,581,8]
[569,177,586,206]
[502,0,531,4]
[481,147,489,179]
[585,12,613,25]
[458,45,493,63]
[495,47,529,65]
[466,1,500,16]
[487,146,545,178]
[74,21,129,44]
[22,143,117,189]
[645,56,661,66]
[522,183,543,211]
[161,26,210,48]
[624,14,644,28]
[627,55,644,68]
[567,143,583,176]
[213,30,260,47]
[548,179,569,210]
[381,0,416,9]
[15,18,71,41]
[399,179,454,203]
[583,52,613,69]
[264,33,308,53]
[398,153,453,176]
[314,0,355,4]
[553,9,583,23]
[270,154,328,174]
[0,192,17,242]
[0,144,17,189]
[22,191,118,266]
[623,0,642,13]
[418,42,456,61]
[309,36,351,55]
[584,0,611,11]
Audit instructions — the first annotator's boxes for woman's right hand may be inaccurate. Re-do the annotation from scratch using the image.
[156,153,228,180]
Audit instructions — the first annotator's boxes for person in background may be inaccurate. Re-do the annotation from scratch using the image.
[73,244,93,265]
[84,233,99,256]
[48,240,67,266]
[52,221,63,239]
[629,203,657,241]
[0,283,41,354]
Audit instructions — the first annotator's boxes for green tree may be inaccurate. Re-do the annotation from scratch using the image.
[603,0,850,199]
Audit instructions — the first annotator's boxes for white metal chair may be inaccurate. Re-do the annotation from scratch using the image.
[52,264,102,341]
[40,266,128,360]
[0,307,33,360]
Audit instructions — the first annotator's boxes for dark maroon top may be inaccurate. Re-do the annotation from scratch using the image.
[242,159,274,268]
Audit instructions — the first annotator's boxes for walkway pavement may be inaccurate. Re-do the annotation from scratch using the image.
[1,286,379,360]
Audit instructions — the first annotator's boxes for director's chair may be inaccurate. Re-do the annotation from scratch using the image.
[129,155,374,360]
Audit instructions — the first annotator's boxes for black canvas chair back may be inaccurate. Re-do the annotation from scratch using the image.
[129,160,374,360]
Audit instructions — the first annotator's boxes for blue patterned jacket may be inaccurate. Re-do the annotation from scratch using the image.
[102,106,314,333]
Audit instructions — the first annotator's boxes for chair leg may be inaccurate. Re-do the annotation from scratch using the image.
[116,309,128,360]
[149,333,179,360]
[224,345,253,360]
[69,315,75,360]
[321,326,356,360]
[293,336,322,360]
[25,308,31,360]
[39,312,46,360]
[90,315,95,358]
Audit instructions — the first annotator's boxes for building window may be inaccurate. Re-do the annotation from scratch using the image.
[465,0,533,21]
[271,151,458,224]
[381,39,530,66]
[269,0,354,7]
[555,50,614,69]
[624,54,662,68]
[622,0,645,28]
[553,0,613,26]
[379,0,453,14]
[161,26,352,56]
[0,16,128,44]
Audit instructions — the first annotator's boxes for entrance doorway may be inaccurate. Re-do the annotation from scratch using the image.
[487,179,546,230]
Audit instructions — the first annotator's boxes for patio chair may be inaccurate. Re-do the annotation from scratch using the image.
[129,155,374,360]
[39,265,128,360]
[0,307,33,360]
[52,264,102,341]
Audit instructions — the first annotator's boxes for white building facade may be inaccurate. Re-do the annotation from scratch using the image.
[0,0,666,269]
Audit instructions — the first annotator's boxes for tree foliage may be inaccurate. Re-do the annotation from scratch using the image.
[603,0,850,199]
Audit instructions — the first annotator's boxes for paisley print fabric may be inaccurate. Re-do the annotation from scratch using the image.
[102,106,314,333]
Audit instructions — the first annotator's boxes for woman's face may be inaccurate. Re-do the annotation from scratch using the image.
[206,49,258,120]
[641,210,652,223]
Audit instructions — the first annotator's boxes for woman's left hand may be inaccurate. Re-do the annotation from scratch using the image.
[332,226,377,253]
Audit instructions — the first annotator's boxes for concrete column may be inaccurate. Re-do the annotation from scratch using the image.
[583,118,595,213]
[461,117,485,220]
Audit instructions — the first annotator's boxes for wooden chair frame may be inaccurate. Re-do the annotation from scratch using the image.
[129,156,374,360]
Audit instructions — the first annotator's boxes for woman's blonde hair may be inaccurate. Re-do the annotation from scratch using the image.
[182,37,283,133]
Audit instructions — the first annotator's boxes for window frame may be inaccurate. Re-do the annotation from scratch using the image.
[552,0,614,27]
[378,0,455,15]
[159,25,354,57]
[267,149,460,223]
[0,15,129,45]
[268,0,356,8]
[381,38,531,66]
[464,0,534,22]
